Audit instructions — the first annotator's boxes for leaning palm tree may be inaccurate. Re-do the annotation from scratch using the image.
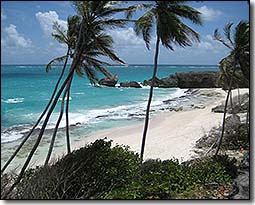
[0,16,77,174]
[127,1,202,161]
[213,21,249,155]
[2,1,133,198]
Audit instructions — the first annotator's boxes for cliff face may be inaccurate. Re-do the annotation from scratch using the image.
[100,71,248,88]
[142,71,220,88]
[176,71,219,88]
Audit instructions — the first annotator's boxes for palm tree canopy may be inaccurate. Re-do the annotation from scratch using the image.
[214,20,249,80]
[48,1,137,85]
[132,1,202,50]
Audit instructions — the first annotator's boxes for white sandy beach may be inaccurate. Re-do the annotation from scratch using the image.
[56,88,249,162]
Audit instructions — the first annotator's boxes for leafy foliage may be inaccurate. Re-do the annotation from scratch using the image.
[2,139,238,199]
[16,139,140,199]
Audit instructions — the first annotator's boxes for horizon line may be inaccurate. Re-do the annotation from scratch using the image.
[1,63,219,66]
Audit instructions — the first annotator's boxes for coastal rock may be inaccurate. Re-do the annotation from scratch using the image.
[99,75,118,87]
[142,77,166,87]
[120,81,142,88]
[176,71,219,88]
[159,74,178,88]
[142,75,178,88]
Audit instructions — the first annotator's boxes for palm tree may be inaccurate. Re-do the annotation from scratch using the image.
[2,1,133,198]
[213,21,249,155]
[0,18,75,174]
[127,1,202,161]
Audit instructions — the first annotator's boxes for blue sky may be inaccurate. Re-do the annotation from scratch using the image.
[1,1,249,65]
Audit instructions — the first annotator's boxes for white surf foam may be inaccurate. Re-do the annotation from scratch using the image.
[1,98,24,104]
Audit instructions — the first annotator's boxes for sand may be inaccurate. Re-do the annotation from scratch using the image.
[59,88,249,162]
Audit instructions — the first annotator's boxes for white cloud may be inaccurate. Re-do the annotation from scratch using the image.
[35,11,67,36]
[197,6,222,21]
[2,24,33,49]
[109,27,148,48]
[1,10,7,20]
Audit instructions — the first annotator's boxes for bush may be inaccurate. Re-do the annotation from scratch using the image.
[103,155,237,199]
[17,139,140,199]
[5,139,237,199]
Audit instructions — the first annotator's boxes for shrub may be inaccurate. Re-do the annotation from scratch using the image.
[6,139,237,199]
[103,155,237,199]
[17,139,140,199]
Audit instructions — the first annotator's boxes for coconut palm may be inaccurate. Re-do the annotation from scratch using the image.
[1,17,76,174]
[127,1,202,161]
[213,21,249,155]
[2,1,134,198]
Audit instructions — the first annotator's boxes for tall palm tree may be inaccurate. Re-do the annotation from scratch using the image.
[0,17,76,174]
[2,1,134,198]
[127,1,202,161]
[213,21,249,155]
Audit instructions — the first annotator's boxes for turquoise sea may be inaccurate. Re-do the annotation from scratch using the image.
[1,64,218,168]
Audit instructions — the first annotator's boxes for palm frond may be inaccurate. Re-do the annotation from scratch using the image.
[97,19,131,29]
[213,28,233,50]
[52,22,68,45]
[46,55,69,72]
[82,63,99,85]
[134,9,154,50]
[223,22,234,46]
[167,5,202,26]
[125,3,153,19]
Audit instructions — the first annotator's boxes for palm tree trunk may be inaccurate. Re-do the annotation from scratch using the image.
[44,79,70,165]
[1,49,70,174]
[215,67,236,156]
[237,86,241,106]
[140,36,160,161]
[246,102,249,136]
[2,19,87,198]
[65,76,73,154]
[230,90,233,113]
[2,58,79,199]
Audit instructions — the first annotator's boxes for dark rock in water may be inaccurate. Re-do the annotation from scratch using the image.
[160,74,178,88]
[142,75,178,88]
[99,75,118,87]
[120,81,142,88]
[176,71,219,88]
[143,77,165,87]
[142,71,220,88]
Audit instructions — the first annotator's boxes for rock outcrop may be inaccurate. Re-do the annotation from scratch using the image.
[176,71,219,88]
[142,71,220,88]
[120,81,142,88]
[99,75,118,87]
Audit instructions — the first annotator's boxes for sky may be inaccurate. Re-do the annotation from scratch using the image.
[1,1,249,65]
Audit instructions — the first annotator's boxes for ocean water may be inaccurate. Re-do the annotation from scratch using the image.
[1,64,218,169]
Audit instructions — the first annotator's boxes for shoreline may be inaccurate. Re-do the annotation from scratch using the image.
[51,88,249,163]
[2,88,249,171]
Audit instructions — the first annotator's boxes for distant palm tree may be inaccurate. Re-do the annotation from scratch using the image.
[213,21,249,155]
[127,1,202,161]
[2,1,133,198]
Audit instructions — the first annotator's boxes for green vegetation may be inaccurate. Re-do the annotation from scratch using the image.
[1,139,238,199]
